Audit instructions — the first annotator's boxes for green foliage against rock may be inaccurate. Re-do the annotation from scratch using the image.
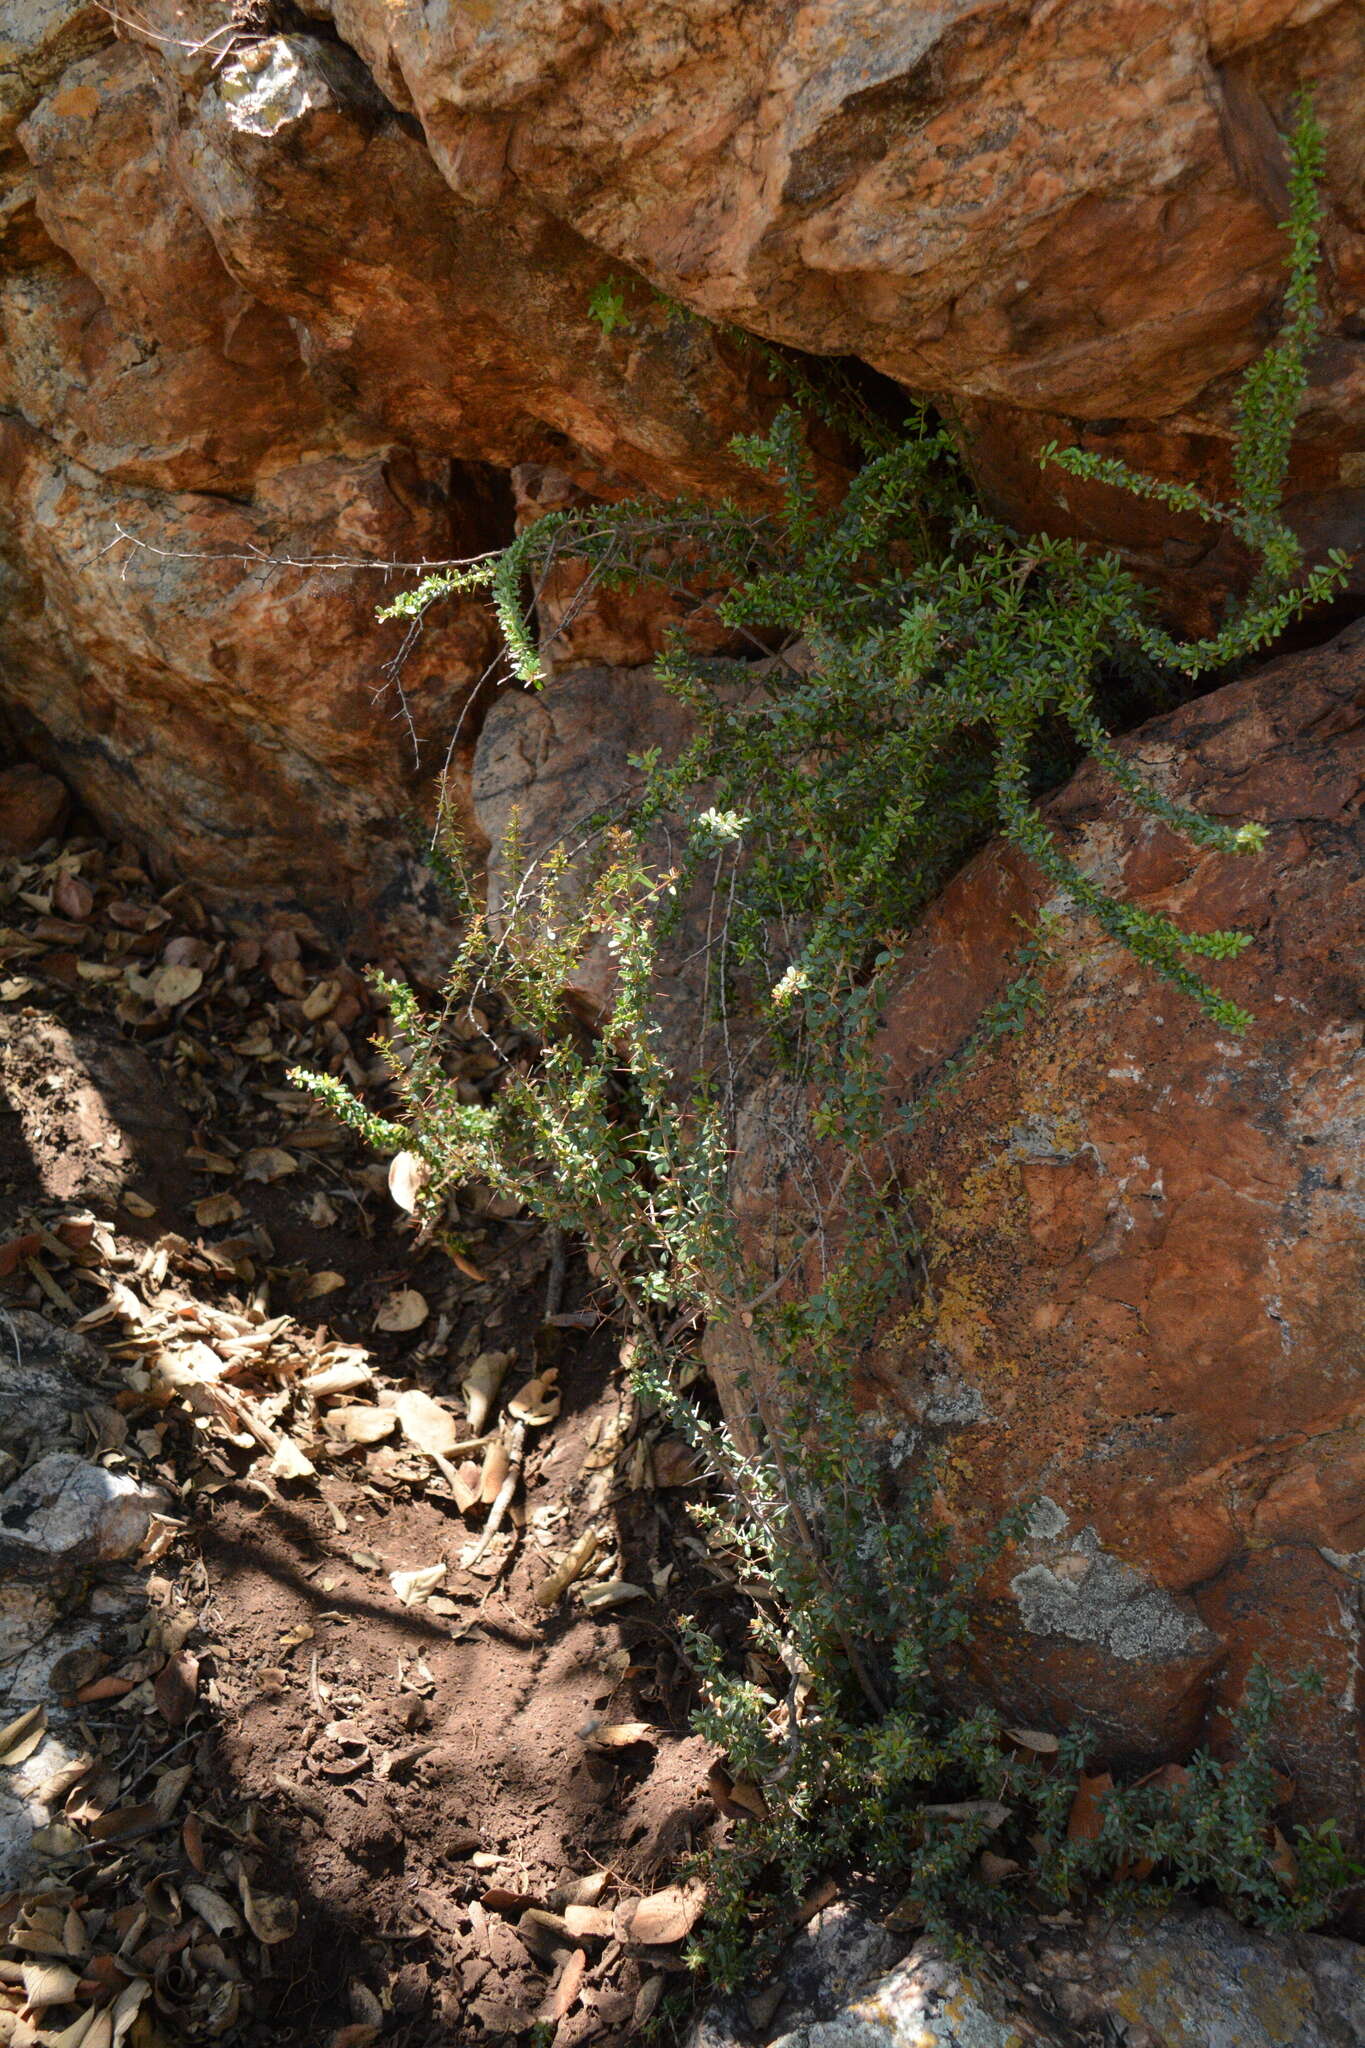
[382,104,1344,1038]
[306,104,1360,1979]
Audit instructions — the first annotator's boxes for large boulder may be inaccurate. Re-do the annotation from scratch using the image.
[711,619,1365,1823]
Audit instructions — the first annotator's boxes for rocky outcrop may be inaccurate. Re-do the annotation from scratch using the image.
[313,0,1365,615]
[3,1,1364,921]
[0,5,776,934]
[693,1901,1365,2048]
[711,620,1365,1821]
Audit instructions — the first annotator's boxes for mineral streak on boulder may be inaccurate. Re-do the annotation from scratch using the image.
[710,620,1365,1821]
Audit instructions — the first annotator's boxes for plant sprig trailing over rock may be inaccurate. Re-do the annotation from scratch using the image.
[304,102,1361,1980]
[381,102,1345,1037]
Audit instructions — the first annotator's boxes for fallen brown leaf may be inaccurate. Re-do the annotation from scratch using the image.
[0,1703,48,1766]
[551,1946,588,2021]
[86,1804,161,1844]
[614,1881,705,1947]
[152,1650,199,1728]
[237,1872,298,1946]
[1066,1771,1113,1843]
[375,1288,428,1333]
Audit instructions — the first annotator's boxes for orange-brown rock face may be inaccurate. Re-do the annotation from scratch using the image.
[4,0,1365,924]
[0,6,777,933]
[317,0,1365,609]
[713,622,1365,1818]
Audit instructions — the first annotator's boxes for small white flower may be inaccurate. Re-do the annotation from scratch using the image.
[693,807,749,847]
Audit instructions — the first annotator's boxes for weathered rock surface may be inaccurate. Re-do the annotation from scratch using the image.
[0,3,776,930]
[0,763,69,853]
[0,1310,103,1464]
[4,0,1365,914]
[713,619,1365,1819]
[474,663,723,1048]
[694,1903,1365,2048]
[1,1450,161,1575]
[0,1315,158,1894]
[319,0,1365,611]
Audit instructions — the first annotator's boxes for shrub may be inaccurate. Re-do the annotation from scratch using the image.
[301,102,1358,1977]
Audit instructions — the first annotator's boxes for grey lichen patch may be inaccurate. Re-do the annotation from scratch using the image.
[923,1372,987,1427]
[1011,1526,1209,1662]
[1024,1495,1069,1543]
[219,36,370,139]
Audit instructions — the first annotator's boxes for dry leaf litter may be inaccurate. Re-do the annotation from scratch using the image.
[0,818,769,2047]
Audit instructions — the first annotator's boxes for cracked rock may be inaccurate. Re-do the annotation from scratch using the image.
[0,1451,164,1569]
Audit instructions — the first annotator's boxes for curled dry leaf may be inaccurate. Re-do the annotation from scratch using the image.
[304,1270,346,1299]
[507,1371,561,1427]
[551,1947,588,2022]
[480,1885,544,1916]
[267,1435,315,1481]
[389,1563,447,1607]
[20,1960,81,2013]
[562,1904,613,1941]
[1004,1726,1060,1756]
[517,1908,573,1964]
[241,1147,298,1183]
[301,978,341,1021]
[463,1350,514,1434]
[534,1531,599,1609]
[152,1650,199,1728]
[587,1721,657,1750]
[0,1702,48,1766]
[375,1288,428,1334]
[193,1193,242,1229]
[559,1872,608,1908]
[633,1975,666,2028]
[579,1580,647,1612]
[148,962,203,1008]
[108,1977,151,2046]
[87,1803,160,1843]
[322,1406,397,1446]
[304,1359,372,1397]
[479,1439,508,1505]
[387,1150,428,1214]
[394,1388,461,1459]
[183,1884,242,1937]
[238,1871,299,1946]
